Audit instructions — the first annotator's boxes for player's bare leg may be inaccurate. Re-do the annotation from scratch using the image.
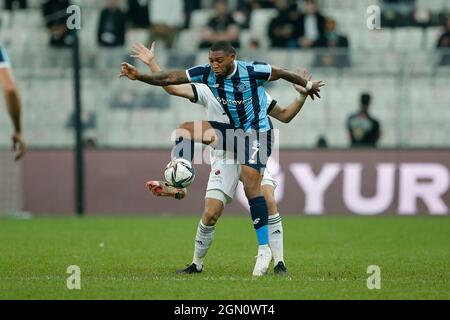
[177,197,224,274]
[262,185,287,275]
[241,165,272,276]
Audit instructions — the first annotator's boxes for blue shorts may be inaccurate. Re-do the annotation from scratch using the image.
[0,45,11,68]
[209,121,273,173]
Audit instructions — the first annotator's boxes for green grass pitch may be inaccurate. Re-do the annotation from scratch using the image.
[0,216,449,300]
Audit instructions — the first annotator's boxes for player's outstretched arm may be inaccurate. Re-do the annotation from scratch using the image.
[270,65,325,100]
[269,70,313,123]
[130,42,195,100]
[120,62,189,87]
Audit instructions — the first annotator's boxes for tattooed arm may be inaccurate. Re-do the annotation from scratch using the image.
[120,62,190,86]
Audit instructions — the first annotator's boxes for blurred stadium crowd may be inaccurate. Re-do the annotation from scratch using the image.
[0,0,449,149]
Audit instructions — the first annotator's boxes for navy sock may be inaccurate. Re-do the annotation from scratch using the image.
[171,137,195,162]
[248,196,269,246]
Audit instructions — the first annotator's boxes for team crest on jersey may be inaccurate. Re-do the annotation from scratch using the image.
[234,82,247,92]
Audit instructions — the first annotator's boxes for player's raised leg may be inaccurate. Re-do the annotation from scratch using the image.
[171,120,217,161]
[262,184,287,275]
[177,197,224,274]
[148,120,217,198]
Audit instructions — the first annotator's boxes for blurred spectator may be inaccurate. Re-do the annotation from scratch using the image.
[200,0,240,49]
[184,0,201,28]
[42,0,74,48]
[313,17,350,68]
[235,0,278,29]
[268,0,300,48]
[382,0,415,27]
[97,0,126,47]
[149,0,184,49]
[248,0,277,9]
[127,0,150,29]
[84,138,98,149]
[316,135,328,148]
[4,0,27,10]
[297,0,325,48]
[346,93,381,148]
[66,110,97,131]
[437,15,450,66]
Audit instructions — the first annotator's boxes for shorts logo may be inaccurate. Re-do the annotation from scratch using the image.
[215,170,221,176]
[253,218,260,225]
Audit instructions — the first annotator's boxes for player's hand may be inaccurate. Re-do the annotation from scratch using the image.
[12,132,26,161]
[120,62,139,80]
[130,42,155,66]
[308,80,325,100]
[293,70,312,96]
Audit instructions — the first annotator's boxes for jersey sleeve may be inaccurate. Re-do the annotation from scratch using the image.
[190,84,210,107]
[265,92,277,114]
[252,61,272,84]
[186,64,210,84]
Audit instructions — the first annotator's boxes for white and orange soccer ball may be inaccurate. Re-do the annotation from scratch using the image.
[164,158,195,188]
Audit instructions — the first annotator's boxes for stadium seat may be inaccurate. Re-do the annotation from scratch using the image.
[190,9,215,30]
[177,30,201,51]
[393,28,425,50]
[249,9,278,49]
[425,27,443,49]
[359,29,393,50]
[416,0,447,12]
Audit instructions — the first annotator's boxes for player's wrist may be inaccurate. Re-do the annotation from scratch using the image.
[145,57,155,66]
[305,81,313,92]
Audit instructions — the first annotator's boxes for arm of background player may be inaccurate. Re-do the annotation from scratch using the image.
[130,42,195,100]
[0,67,26,160]
[270,65,324,100]
[120,62,190,86]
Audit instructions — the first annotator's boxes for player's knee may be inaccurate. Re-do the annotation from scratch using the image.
[3,85,17,98]
[178,122,193,131]
[176,122,194,139]
[202,209,220,226]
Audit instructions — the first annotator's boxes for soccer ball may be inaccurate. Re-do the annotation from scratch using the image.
[164,158,195,188]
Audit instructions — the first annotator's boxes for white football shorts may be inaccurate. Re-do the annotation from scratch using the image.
[205,151,277,205]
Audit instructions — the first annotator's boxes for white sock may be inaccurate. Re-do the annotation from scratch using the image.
[268,213,284,265]
[192,221,215,270]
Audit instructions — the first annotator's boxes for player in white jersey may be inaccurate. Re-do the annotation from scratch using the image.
[0,44,25,160]
[131,42,312,275]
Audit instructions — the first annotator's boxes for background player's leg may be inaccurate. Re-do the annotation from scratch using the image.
[262,185,287,274]
[178,197,224,274]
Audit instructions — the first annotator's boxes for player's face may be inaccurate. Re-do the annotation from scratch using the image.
[209,51,236,78]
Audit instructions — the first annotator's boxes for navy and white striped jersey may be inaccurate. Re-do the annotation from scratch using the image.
[186,60,272,132]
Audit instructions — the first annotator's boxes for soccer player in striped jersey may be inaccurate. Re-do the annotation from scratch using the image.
[130,42,314,275]
[0,43,25,160]
[120,41,324,276]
